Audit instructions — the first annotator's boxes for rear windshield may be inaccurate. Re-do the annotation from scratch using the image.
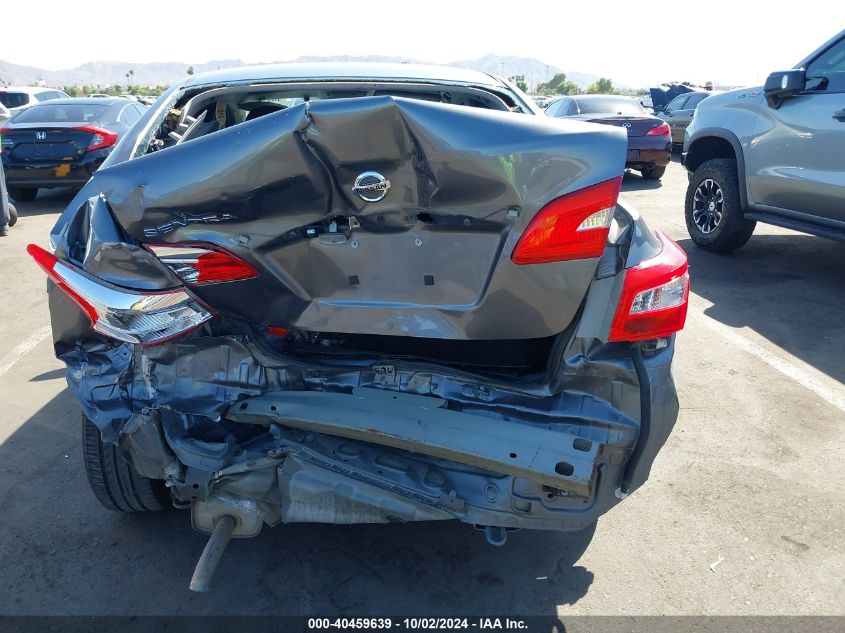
[12,103,109,123]
[575,97,645,115]
[0,92,29,108]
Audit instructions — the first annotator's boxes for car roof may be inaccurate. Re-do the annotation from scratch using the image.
[0,86,63,94]
[184,62,504,88]
[572,94,636,100]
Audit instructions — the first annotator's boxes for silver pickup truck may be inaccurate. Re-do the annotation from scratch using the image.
[682,29,845,252]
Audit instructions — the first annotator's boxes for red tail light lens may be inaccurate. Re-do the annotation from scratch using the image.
[645,122,671,136]
[27,244,213,345]
[511,177,622,265]
[75,126,118,151]
[147,244,258,285]
[609,231,689,342]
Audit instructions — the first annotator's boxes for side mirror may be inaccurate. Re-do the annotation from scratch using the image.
[764,69,805,108]
[664,108,673,116]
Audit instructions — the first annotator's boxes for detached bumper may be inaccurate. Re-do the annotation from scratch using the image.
[54,317,678,535]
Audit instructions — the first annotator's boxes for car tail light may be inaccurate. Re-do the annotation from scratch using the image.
[75,126,118,151]
[27,244,212,345]
[511,177,622,264]
[645,122,671,137]
[146,244,258,285]
[608,231,689,342]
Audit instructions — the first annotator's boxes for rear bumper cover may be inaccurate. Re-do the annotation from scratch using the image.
[1,151,107,188]
[625,137,672,169]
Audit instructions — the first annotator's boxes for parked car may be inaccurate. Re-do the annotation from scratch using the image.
[657,91,717,146]
[649,82,697,113]
[28,63,688,589]
[546,94,672,179]
[0,97,146,200]
[0,103,10,123]
[683,29,845,251]
[0,86,70,118]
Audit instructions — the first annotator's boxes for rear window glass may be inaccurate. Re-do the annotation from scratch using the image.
[0,92,29,108]
[575,97,645,115]
[12,104,109,123]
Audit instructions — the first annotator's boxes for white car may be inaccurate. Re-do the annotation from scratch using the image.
[0,86,70,118]
[0,103,10,122]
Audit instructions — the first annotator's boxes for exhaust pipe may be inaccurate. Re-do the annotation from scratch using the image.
[189,514,237,592]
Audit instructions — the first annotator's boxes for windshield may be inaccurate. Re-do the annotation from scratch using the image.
[12,103,109,124]
[576,97,645,115]
[0,92,29,108]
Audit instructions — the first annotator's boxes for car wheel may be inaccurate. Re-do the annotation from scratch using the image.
[685,158,755,252]
[7,187,37,201]
[7,203,17,227]
[82,415,170,512]
[641,165,666,180]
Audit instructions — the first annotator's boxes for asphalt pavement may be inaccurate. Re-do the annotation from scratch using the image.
[0,157,842,615]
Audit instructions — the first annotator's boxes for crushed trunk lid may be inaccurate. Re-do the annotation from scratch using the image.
[87,96,626,339]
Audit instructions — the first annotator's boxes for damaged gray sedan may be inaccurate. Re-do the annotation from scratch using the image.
[29,63,689,590]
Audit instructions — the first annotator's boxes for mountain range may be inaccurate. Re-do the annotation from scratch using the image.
[0,55,613,92]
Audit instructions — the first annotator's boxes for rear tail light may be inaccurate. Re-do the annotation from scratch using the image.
[645,122,671,137]
[146,244,258,285]
[511,177,622,264]
[75,126,118,151]
[608,231,689,342]
[27,244,212,345]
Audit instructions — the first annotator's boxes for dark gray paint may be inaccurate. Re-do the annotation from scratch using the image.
[41,67,680,548]
[79,95,627,339]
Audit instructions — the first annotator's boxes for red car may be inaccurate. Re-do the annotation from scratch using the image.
[546,94,672,180]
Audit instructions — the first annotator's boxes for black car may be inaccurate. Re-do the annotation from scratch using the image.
[546,95,672,180]
[0,97,145,200]
[28,63,688,590]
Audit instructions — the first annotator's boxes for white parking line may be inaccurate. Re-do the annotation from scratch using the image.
[0,325,52,378]
[690,310,845,414]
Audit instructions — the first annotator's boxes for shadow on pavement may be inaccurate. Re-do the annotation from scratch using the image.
[621,171,662,192]
[30,369,66,382]
[679,233,845,384]
[9,188,77,219]
[0,388,596,615]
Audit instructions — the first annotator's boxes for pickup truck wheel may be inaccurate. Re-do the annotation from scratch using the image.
[7,203,17,227]
[685,158,755,252]
[640,165,666,180]
[7,187,37,202]
[82,415,170,512]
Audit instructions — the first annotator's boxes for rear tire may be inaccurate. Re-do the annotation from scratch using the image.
[82,415,170,512]
[7,203,17,227]
[685,158,755,252]
[640,165,666,180]
[7,187,37,201]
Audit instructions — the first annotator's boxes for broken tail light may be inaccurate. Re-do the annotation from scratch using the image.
[511,177,622,264]
[146,244,258,285]
[75,126,118,152]
[608,231,689,342]
[27,244,212,345]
